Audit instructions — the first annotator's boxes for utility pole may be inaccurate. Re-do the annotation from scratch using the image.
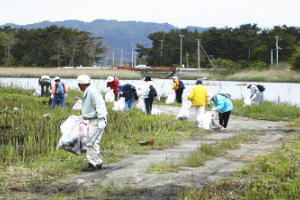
[112,50,115,69]
[196,39,201,70]
[120,48,123,66]
[131,47,134,67]
[186,52,189,68]
[270,49,273,66]
[275,35,281,67]
[179,34,184,67]
[159,40,164,56]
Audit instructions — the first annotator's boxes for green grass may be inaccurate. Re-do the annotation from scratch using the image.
[233,100,300,121]
[147,132,259,173]
[146,162,183,174]
[179,133,300,200]
[0,86,200,195]
[182,133,258,167]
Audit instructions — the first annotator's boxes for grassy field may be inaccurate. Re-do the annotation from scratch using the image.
[224,67,300,82]
[178,132,300,200]
[0,87,200,195]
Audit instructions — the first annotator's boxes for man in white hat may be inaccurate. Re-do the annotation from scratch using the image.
[77,75,108,171]
[106,76,120,101]
[51,76,68,108]
[38,75,52,97]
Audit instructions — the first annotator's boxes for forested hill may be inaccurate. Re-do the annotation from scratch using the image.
[3,20,208,58]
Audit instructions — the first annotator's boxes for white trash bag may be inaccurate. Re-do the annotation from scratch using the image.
[166,92,176,104]
[57,115,88,155]
[72,99,82,110]
[136,97,146,112]
[112,97,125,111]
[202,111,222,131]
[33,88,41,97]
[105,89,115,102]
[177,100,192,120]
[243,98,252,106]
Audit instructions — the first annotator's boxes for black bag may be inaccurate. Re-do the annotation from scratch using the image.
[148,85,157,98]
[256,85,265,92]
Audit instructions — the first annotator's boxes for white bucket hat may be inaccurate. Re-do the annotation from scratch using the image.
[77,75,91,84]
[107,76,114,82]
[54,76,60,81]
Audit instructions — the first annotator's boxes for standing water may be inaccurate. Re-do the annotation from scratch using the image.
[0,77,299,106]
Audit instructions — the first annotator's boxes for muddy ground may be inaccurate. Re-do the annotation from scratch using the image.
[3,105,291,200]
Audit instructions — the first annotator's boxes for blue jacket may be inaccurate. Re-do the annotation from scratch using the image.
[213,94,233,113]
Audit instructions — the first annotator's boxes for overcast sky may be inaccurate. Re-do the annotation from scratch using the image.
[1,0,299,28]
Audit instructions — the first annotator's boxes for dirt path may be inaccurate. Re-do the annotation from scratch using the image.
[31,105,290,199]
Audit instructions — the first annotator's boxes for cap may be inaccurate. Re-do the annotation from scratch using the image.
[54,76,60,81]
[77,75,91,84]
[196,79,203,85]
[107,76,114,82]
[144,77,152,82]
[172,76,178,80]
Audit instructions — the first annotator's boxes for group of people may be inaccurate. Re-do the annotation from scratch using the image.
[38,74,265,172]
[38,76,68,109]
[106,76,157,114]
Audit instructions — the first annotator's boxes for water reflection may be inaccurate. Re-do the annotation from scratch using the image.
[0,78,299,106]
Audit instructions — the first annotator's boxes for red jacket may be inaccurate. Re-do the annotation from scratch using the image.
[107,79,120,94]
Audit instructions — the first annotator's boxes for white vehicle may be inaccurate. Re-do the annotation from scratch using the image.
[135,65,149,68]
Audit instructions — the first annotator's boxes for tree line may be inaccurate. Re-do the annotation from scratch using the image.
[136,24,300,70]
[0,26,106,67]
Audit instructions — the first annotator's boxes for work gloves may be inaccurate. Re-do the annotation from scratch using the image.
[98,118,107,130]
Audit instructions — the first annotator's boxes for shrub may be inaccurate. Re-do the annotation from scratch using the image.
[213,58,242,72]
[289,46,300,70]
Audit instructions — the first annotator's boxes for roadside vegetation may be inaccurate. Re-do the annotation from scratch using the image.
[0,87,199,196]
[178,131,300,200]
[147,132,259,173]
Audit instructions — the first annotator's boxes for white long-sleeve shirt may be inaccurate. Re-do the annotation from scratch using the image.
[81,85,107,120]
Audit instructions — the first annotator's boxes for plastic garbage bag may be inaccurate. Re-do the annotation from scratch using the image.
[177,100,192,120]
[166,92,176,104]
[244,98,252,106]
[105,89,115,102]
[202,111,223,131]
[136,97,146,112]
[151,108,161,115]
[56,115,88,155]
[112,97,125,111]
[33,88,41,97]
[72,99,82,110]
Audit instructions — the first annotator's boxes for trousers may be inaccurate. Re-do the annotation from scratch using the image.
[86,119,105,166]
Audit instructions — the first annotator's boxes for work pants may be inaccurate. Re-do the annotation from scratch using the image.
[144,98,154,114]
[219,111,231,128]
[193,106,205,128]
[51,93,66,108]
[41,81,51,97]
[86,119,105,166]
[175,88,184,104]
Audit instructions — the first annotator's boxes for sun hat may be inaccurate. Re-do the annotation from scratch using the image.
[54,76,60,81]
[107,76,114,82]
[77,75,91,84]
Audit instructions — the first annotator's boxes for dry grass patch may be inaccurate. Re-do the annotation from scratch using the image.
[0,67,141,79]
